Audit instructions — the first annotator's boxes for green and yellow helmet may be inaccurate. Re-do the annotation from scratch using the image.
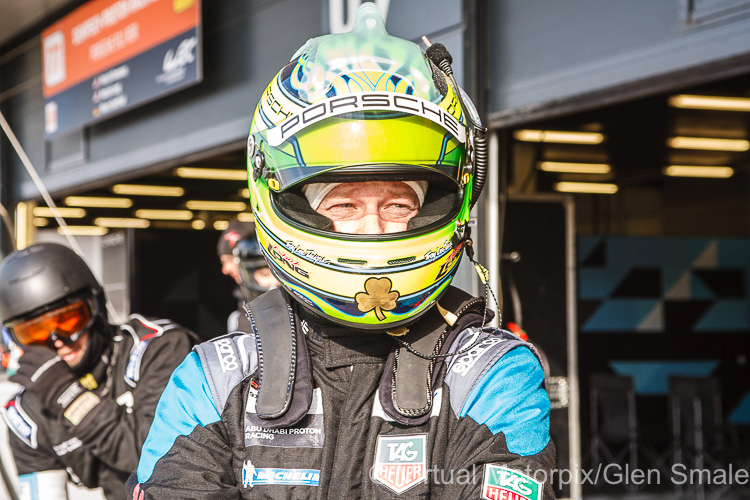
[247,3,483,330]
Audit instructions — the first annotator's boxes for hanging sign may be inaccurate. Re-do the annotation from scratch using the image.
[42,0,202,138]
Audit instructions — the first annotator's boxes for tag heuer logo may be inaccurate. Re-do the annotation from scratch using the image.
[482,465,543,500]
[372,434,427,494]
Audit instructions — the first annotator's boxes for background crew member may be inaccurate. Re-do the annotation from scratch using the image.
[217,220,279,332]
[0,243,199,500]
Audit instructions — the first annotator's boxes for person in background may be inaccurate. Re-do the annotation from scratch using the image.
[128,4,554,498]
[0,243,199,500]
[217,220,280,332]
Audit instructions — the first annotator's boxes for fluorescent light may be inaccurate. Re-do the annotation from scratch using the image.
[240,188,250,198]
[112,184,185,196]
[213,220,229,230]
[32,207,86,218]
[65,196,133,208]
[33,218,49,227]
[668,94,750,112]
[237,212,255,222]
[538,161,611,174]
[667,136,750,151]
[16,203,31,250]
[185,200,247,211]
[94,217,150,228]
[134,209,194,220]
[663,165,734,178]
[174,167,248,180]
[554,182,618,194]
[514,129,604,144]
[57,226,109,236]
[191,220,206,230]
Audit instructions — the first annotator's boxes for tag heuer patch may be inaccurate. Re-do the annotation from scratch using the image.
[372,434,427,494]
[482,464,543,500]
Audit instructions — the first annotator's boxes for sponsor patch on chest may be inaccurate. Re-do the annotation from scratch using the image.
[242,460,320,488]
[372,434,427,494]
[53,437,83,456]
[482,464,543,500]
[244,388,324,448]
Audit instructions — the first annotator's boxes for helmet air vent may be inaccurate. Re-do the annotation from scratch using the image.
[387,257,416,266]
[337,258,368,265]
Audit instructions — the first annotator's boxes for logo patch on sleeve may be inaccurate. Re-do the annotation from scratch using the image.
[482,464,543,500]
[372,434,427,494]
[125,339,150,385]
[1,399,38,448]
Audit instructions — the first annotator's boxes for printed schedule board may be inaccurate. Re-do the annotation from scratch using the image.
[41,0,202,139]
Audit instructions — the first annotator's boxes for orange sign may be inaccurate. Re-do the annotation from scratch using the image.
[42,0,200,98]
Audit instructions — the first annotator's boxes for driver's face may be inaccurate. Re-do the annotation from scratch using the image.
[315,181,420,235]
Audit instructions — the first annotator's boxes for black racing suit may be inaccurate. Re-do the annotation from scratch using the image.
[128,293,556,499]
[2,315,198,500]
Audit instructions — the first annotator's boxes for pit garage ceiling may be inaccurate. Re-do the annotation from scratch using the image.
[0,0,74,47]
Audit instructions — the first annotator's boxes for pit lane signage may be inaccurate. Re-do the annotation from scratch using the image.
[373,434,427,494]
[41,0,202,138]
[482,464,543,500]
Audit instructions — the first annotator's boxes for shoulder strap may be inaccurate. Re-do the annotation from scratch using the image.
[194,332,257,416]
[244,288,313,428]
[378,286,486,426]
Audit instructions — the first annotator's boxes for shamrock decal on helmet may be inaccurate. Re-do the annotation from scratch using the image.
[355,278,399,321]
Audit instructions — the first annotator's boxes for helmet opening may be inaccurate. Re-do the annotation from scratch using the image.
[271,171,461,240]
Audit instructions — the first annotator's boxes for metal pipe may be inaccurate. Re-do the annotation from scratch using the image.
[487,130,500,327]
[565,197,583,500]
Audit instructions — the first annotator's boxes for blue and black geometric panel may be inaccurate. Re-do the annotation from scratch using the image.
[693,269,744,298]
[662,300,713,333]
[609,360,719,395]
[578,236,750,333]
[580,238,606,267]
[611,268,661,298]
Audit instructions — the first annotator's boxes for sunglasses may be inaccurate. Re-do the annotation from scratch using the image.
[6,299,92,347]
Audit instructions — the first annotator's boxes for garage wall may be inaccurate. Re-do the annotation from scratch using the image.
[488,0,750,125]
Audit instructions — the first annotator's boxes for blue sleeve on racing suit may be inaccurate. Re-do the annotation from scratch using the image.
[459,346,550,456]
[136,351,221,483]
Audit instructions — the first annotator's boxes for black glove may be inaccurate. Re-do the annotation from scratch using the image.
[10,345,88,419]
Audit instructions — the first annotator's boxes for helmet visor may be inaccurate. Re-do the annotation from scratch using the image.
[7,299,91,347]
[257,112,465,191]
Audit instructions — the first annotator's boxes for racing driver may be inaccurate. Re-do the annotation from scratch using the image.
[128,4,555,499]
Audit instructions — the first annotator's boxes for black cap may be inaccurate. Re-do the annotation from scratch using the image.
[217,220,257,257]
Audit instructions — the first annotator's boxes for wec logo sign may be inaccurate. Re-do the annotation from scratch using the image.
[163,36,197,73]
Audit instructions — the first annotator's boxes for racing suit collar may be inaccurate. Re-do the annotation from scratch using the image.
[299,307,393,369]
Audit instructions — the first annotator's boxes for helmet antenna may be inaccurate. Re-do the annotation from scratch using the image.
[421,36,488,208]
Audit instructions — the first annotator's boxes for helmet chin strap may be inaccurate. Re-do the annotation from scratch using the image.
[68,318,113,376]
[389,238,502,361]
